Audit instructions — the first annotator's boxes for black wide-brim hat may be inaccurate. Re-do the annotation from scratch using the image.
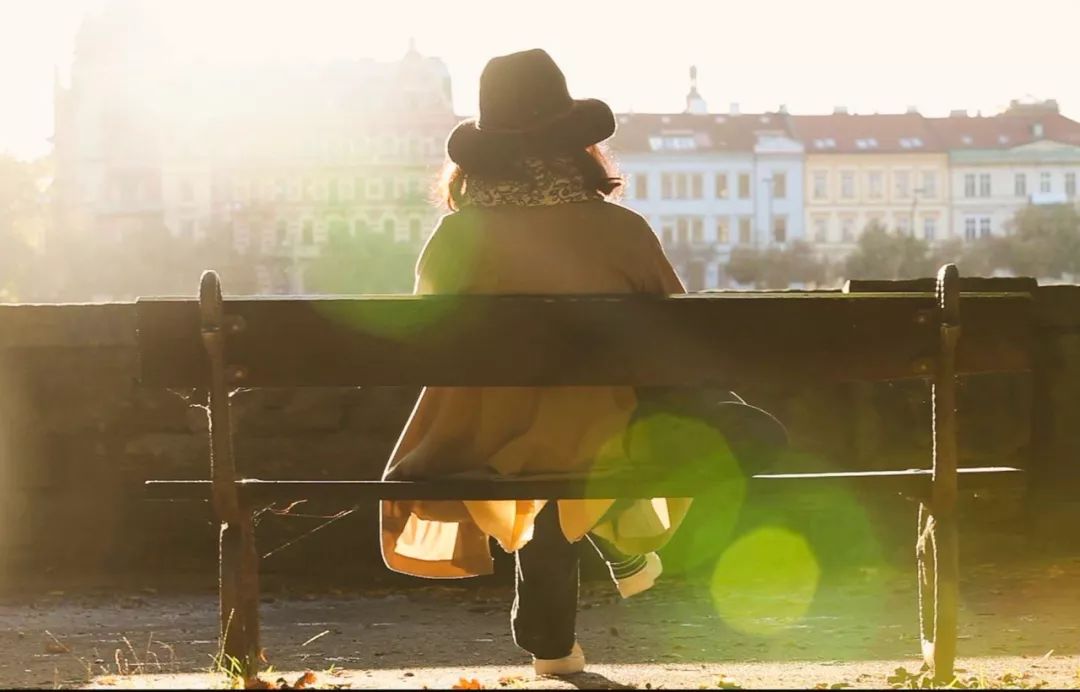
[446,49,616,169]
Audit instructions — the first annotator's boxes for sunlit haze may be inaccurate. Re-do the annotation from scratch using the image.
[3,0,1080,160]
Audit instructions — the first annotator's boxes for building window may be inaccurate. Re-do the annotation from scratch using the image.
[923,216,937,241]
[738,216,752,244]
[409,218,422,243]
[867,171,883,199]
[1015,173,1027,198]
[302,178,312,201]
[675,218,688,244]
[840,216,854,242]
[716,173,729,199]
[1067,172,1077,197]
[383,218,396,235]
[661,174,673,199]
[716,218,729,244]
[738,173,751,199]
[897,215,910,234]
[675,174,688,199]
[276,219,288,244]
[691,217,704,243]
[979,217,991,238]
[979,173,991,197]
[921,171,937,198]
[813,216,828,243]
[772,172,787,200]
[302,219,314,245]
[964,174,976,198]
[812,171,827,200]
[894,171,910,199]
[329,179,339,204]
[965,217,977,241]
[180,180,194,203]
[841,171,855,200]
[690,174,703,199]
[773,215,787,243]
[660,218,675,245]
[385,178,396,200]
[635,174,648,199]
[1041,172,1052,193]
[353,218,367,235]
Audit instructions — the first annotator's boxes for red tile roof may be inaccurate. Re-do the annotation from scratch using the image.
[609,112,793,154]
[924,113,1080,149]
[788,113,942,154]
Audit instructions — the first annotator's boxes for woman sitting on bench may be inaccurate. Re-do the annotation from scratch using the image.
[379,48,784,677]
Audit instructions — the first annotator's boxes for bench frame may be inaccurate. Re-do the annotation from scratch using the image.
[142,264,1025,684]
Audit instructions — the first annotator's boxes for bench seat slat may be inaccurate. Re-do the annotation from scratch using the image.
[145,467,1022,502]
[135,293,1032,388]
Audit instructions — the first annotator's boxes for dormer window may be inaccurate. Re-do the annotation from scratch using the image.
[999,134,1010,144]
[648,134,698,152]
[813,138,837,150]
[961,135,973,145]
[899,137,923,148]
[855,138,879,150]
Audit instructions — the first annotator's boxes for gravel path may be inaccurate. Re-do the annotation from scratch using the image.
[3,557,1079,689]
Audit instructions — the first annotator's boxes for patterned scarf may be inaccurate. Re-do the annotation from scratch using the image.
[460,156,603,208]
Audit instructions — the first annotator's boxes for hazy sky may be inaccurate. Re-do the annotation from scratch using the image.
[3,0,1079,160]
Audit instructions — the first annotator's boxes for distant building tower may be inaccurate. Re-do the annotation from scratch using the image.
[685,65,707,114]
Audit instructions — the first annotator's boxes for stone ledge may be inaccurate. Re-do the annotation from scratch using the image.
[0,303,136,348]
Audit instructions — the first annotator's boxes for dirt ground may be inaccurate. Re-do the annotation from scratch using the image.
[3,556,1080,690]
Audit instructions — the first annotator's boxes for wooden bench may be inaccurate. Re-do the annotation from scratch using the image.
[137,264,1032,683]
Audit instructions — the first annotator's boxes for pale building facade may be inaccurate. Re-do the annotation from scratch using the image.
[926,102,1080,240]
[611,73,804,289]
[791,112,950,262]
[52,3,453,295]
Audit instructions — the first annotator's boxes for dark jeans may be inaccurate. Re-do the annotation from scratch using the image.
[511,501,643,660]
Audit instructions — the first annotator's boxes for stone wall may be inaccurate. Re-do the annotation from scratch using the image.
[0,291,1078,587]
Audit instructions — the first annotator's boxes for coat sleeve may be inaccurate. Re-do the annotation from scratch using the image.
[413,213,479,296]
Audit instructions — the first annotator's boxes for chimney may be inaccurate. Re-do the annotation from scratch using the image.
[729,102,740,116]
[778,104,788,114]
[1033,122,1045,139]
[906,105,919,114]
[833,105,848,115]
[949,109,968,118]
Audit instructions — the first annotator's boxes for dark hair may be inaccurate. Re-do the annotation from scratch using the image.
[434,144,623,212]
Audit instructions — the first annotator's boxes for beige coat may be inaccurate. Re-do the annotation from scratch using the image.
[380,200,691,578]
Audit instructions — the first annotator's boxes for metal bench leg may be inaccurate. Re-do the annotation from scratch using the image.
[918,264,960,682]
[201,270,260,682]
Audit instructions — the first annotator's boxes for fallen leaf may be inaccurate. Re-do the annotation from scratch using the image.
[717,676,742,689]
[245,678,274,689]
[293,671,317,689]
[258,648,269,664]
[44,641,70,655]
[453,679,483,690]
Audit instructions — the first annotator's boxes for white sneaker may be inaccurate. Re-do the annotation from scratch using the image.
[533,641,585,676]
[615,552,663,599]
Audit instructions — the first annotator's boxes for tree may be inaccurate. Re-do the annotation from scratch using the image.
[303,225,419,295]
[844,222,936,280]
[0,155,46,300]
[725,240,829,289]
[998,204,1080,280]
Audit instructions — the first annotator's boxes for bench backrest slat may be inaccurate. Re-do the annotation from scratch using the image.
[135,292,1032,388]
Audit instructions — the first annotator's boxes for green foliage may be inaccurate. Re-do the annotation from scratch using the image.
[304,225,419,295]
[999,204,1080,279]
[844,222,937,280]
[726,240,829,288]
[0,155,47,299]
